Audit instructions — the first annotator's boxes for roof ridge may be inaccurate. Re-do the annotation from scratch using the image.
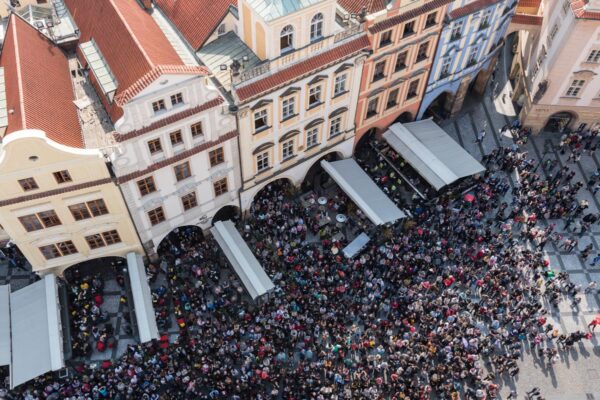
[108,0,155,67]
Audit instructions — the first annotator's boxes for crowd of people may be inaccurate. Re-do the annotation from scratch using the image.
[3,134,599,399]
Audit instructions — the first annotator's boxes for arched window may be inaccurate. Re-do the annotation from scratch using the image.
[280,25,294,53]
[310,13,323,41]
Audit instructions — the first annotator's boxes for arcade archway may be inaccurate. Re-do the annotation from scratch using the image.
[212,205,241,225]
[157,225,205,257]
[393,111,413,124]
[301,151,343,193]
[422,92,454,121]
[543,111,575,133]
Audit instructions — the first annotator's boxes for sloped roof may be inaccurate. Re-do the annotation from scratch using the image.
[154,0,237,50]
[247,0,322,21]
[448,0,501,20]
[571,0,600,20]
[65,0,204,121]
[0,14,83,148]
[338,0,389,14]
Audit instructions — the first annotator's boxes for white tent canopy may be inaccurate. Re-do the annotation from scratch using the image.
[383,119,485,191]
[211,221,275,301]
[320,159,406,226]
[127,252,159,344]
[0,285,10,367]
[343,233,370,259]
[10,274,64,389]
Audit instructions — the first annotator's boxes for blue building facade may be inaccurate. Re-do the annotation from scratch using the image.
[417,0,516,119]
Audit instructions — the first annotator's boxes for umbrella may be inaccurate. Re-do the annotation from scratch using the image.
[464,193,476,202]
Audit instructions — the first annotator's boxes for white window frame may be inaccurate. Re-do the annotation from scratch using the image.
[309,85,322,107]
[254,109,268,131]
[566,79,585,97]
[329,116,342,137]
[310,13,324,42]
[256,151,270,172]
[306,127,319,148]
[282,140,294,159]
[334,74,347,96]
[282,97,295,119]
[280,25,294,53]
[587,50,600,63]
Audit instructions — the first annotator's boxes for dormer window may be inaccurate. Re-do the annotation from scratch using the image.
[310,13,324,42]
[280,25,294,54]
[152,99,166,113]
[218,24,226,36]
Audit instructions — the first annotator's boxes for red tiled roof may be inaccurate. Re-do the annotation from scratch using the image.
[517,0,541,8]
[369,0,452,33]
[511,13,543,24]
[154,0,237,50]
[114,97,224,141]
[0,14,83,148]
[338,0,388,14]
[448,0,501,19]
[117,130,238,183]
[572,0,600,19]
[115,65,210,105]
[65,0,190,121]
[236,35,370,103]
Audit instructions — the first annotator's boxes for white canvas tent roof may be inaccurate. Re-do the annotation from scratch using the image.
[211,221,275,300]
[320,159,406,226]
[10,274,64,389]
[343,233,370,259]
[0,285,10,367]
[127,252,159,343]
[383,119,485,191]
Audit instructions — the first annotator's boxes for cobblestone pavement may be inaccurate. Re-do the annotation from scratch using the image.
[435,40,600,400]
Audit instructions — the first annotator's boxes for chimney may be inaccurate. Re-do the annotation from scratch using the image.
[140,0,153,10]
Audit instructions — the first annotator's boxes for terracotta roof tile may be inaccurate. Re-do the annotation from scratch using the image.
[65,0,186,121]
[511,13,543,24]
[572,0,600,19]
[448,0,502,20]
[236,35,370,103]
[114,97,224,141]
[517,0,541,8]
[369,0,452,33]
[0,15,83,148]
[154,0,237,50]
[338,0,389,14]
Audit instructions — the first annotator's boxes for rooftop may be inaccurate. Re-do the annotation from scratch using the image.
[15,0,79,45]
[571,0,600,19]
[338,0,389,15]
[247,0,323,21]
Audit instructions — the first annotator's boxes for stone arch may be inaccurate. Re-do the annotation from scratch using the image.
[301,151,344,193]
[211,205,241,225]
[156,225,205,257]
[420,91,456,121]
[543,111,577,133]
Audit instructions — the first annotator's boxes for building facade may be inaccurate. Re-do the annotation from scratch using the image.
[339,0,450,145]
[65,0,242,254]
[417,0,515,120]
[158,0,370,211]
[0,15,142,275]
[510,0,600,132]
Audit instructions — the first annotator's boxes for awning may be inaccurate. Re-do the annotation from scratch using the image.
[127,252,159,344]
[383,119,485,191]
[320,159,406,226]
[0,285,9,367]
[343,233,370,258]
[10,274,64,389]
[211,221,275,300]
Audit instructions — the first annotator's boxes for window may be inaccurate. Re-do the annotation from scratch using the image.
[425,12,437,28]
[587,50,600,63]
[18,214,44,232]
[566,79,585,97]
[372,61,386,82]
[406,79,420,100]
[213,178,228,197]
[280,25,294,53]
[366,98,379,118]
[85,230,121,250]
[148,138,162,154]
[403,21,415,37]
[181,192,198,211]
[282,140,294,159]
[386,88,399,109]
[330,116,342,137]
[137,176,157,196]
[209,147,225,167]
[256,152,269,172]
[39,240,77,260]
[309,86,322,107]
[307,128,319,148]
[38,210,61,228]
[174,161,191,181]
[562,0,570,14]
[191,122,203,138]
[282,97,295,119]
[170,130,183,146]
[440,58,452,78]
[218,23,226,35]
[451,21,463,41]
[152,99,166,113]
[18,177,38,191]
[254,109,268,131]
[334,74,347,96]
[310,13,323,41]
[395,51,407,72]
[548,24,559,47]
[479,9,492,30]
[379,30,393,47]
[416,42,429,62]
[148,207,166,226]
[53,170,72,184]
[468,45,479,65]
[170,93,183,106]
[69,199,108,220]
